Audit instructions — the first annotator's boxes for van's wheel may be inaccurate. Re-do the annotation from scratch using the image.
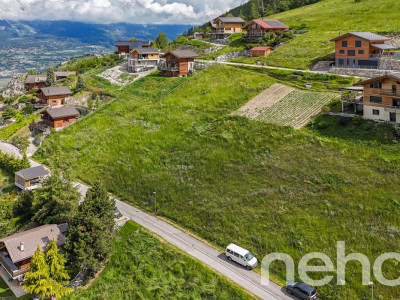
[228,256,232,261]
[246,266,252,270]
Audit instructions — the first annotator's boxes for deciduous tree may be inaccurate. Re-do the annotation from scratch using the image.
[155,32,169,49]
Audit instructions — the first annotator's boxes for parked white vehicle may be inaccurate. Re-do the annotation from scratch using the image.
[225,243,258,270]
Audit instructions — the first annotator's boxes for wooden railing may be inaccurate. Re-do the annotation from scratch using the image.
[379,89,400,97]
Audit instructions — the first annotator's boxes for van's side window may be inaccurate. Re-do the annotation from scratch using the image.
[227,249,233,254]
[234,252,239,257]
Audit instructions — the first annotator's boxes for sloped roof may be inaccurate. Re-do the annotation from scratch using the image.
[25,75,46,84]
[162,50,199,59]
[42,106,80,119]
[330,32,390,42]
[131,47,160,54]
[217,17,245,23]
[40,86,72,97]
[244,19,289,29]
[15,166,48,180]
[54,71,76,77]
[371,44,396,50]
[354,73,400,86]
[0,224,66,263]
[251,46,274,51]
[115,40,152,50]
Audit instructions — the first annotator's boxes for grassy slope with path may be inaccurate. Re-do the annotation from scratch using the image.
[35,64,400,299]
[64,221,254,300]
[231,0,400,69]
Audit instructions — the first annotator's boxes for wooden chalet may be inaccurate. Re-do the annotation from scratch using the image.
[128,47,161,73]
[15,166,48,191]
[210,17,245,39]
[243,19,289,40]
[25,75,46,91]
[38,86,72,106]
[41,106,80,129]
[351,73,400,123]
[0,224,67,282]
[251,46,274,57]
[114,40,153,57]
[54,71,76,80]
[160,50,199,77]
[330,32,396,68]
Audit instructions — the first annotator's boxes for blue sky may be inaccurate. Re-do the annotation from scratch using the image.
[0,0,247,24]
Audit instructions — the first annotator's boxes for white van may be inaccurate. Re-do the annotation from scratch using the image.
[225,243,258,270]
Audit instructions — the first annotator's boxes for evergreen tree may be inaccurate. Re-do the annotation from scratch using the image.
[76,75,87,91]
[33,173,80,224]
[66,182,115,274]
[45,239,71,287]
[249,2,261,19]
[45,68,56,87]
[155,32,169,49]
[23,246,53,299]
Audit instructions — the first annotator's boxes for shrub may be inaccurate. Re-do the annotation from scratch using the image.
[352,115,363,125]
[18,96,29,103]
[317,121,329,129]
[338,117,352,126]
[2,106,18,120]
[0,152,29,173]
[392,125,400,138]
[11,135,30,153]
[22,104,34,115]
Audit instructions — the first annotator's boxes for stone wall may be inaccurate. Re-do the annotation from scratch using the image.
[330,68,394,78]
[378,58,400,70]
[214,50,251,62]
[312,61,333,70]
[204,39,231,46]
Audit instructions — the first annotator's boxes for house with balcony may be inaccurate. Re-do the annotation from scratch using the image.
[243,19,289,40]
[350,73,400,123]
[41,106,80,130]
[37,86,72,107]
[160,50,198,77]
[210,17,245,39]
[15,166,49,191]
[115,40,153,57]
[0,224,67,283]
[25,75,46,91]
[128,47,161,73]
[330,32,396,68]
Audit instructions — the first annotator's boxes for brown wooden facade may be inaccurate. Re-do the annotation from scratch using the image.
[210,17,245,39]
[41,111,79,129]
[251,46,273,57]
[243,19,289,40]
[161,51,198,77]
[27,82,45,91]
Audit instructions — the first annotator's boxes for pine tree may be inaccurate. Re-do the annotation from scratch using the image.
[45,239,71,287]
[45,68,56,87]
[66,182,115,274]
[76,75,87,91]
[249,2,261,19]
[23,246,53,299]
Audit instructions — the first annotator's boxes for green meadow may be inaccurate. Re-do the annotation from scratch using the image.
[231,0,400,69]
[35,64,400,299]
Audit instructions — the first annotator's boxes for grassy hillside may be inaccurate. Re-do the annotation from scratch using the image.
[35,65,400,299]
[64,221,253,300]
[232,0,400,69]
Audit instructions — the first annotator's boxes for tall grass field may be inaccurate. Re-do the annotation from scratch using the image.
[35,65,400,299]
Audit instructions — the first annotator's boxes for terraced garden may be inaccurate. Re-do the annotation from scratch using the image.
[256,90,336,128]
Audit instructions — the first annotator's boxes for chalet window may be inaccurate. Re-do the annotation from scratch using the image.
[342,41,348,47]
[370,96,382,103]
[348,50,356,56]
[225,28,231,31]
[370,82,382,89]
[372,109,380,115]
[355,40,362,47]
[339,50,345,54]
[392,85,397,93]
[358,50,364,54]
[338,59,344,65]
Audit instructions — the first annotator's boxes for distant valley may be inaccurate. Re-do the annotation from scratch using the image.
[0,20,190,90]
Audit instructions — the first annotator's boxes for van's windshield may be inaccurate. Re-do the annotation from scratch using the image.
[244,252,254,261]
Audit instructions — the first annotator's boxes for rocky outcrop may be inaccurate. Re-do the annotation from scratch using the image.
[197,46,223,54]
[1,75,26,98]
[215,50,251,62]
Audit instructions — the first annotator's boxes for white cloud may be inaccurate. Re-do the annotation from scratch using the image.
[0,0,246,24]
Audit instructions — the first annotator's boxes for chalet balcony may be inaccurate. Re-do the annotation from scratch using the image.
[0,252,29,279]
[378,89,400,97]
[211,30,227,34]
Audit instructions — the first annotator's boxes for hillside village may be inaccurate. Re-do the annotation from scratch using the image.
[0,0,399,299]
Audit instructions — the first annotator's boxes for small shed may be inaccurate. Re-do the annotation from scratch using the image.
[15,166,48,191]
[251,46,274,57]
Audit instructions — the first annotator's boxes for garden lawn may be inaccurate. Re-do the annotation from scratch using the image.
[36,64,400,299]
[63,221,254,300]
[231,0,400,69]
[0,277,13,298]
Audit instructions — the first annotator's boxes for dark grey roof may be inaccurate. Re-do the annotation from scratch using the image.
[40,86,72,97]
[341,86,364,91]
[391,73,400,80]
[354,73,400,86]
[263,19,289,28]
[331,32,390,42]
[131,47,160,54]
[371,44,396,50]
[15,166,48,180]
[57,223,69,234]
[115,40,152,50]
[25,75,46,84]
[43,106,80,119]
[217,17,245,23]
[54,71,76,77]
[163,50,199,59]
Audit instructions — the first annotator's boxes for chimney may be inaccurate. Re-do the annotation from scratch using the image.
[20,242,24,252]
